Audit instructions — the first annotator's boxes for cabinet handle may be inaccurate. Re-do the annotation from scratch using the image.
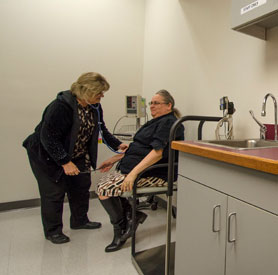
[228,212,237,243]
[212,205,221,232]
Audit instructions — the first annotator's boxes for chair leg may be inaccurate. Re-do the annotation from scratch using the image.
[172,206,177,219]
[131,194,137,256]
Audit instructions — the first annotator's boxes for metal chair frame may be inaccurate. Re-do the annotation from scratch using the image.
[122,116,222,275]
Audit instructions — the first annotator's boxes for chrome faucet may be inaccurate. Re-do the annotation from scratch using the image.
[249,110,267,139]
[261,93,278,141]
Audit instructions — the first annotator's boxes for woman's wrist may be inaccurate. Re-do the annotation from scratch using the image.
[128,171,138,179]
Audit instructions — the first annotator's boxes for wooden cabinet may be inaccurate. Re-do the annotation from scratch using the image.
[175,176,278,275]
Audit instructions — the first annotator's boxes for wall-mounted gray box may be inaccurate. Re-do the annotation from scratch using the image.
[231,0,278,40]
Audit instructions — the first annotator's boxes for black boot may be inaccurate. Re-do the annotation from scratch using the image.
[119,197,132,221]
[121,210,147,242]
[105,220,126,252]
[99,197,127,253]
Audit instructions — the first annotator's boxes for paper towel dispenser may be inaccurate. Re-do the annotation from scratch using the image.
[231,0,278,40]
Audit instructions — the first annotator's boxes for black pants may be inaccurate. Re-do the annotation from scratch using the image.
[28,156,91,237]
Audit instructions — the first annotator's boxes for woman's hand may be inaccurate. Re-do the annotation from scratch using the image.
[120,149,163,192]
[97,160,114,172]
[62,161,80,176]
[97,153,125,173]
[118,143,129,151]
[121,173,137,192]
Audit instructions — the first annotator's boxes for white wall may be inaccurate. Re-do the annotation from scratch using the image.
[1,0,278,204]
[0,0,145,203]
[142,0,278,140]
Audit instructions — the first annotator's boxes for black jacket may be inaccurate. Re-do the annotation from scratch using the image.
[118,112,184,181]
[23,90,121,182]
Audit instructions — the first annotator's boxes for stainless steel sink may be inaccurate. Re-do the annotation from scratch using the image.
[198,139,278,150]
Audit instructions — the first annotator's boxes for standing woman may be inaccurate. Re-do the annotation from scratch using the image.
[23,72,127,244]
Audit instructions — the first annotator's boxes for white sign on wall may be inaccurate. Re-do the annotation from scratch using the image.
[241,0,267,15]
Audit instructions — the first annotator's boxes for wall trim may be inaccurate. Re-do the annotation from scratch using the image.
[0,191,98,212]
[0,193,175,215]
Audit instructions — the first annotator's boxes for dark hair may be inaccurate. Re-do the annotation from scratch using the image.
[156,89,181,118]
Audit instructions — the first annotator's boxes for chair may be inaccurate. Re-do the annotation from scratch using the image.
[127,117,216,212]
[122,115,222,275]
[120,163,178,274]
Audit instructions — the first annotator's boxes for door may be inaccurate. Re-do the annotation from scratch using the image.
[175,176,227,275]
[226,197,278,275]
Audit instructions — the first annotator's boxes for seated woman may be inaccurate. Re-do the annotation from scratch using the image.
[97,90,184,252]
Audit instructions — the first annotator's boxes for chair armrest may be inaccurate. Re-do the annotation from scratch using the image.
[132,163,178,193]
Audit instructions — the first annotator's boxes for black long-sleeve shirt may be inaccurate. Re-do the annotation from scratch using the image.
[118,112,184,181]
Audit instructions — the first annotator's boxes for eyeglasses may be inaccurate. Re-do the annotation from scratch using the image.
[148,101,168,106]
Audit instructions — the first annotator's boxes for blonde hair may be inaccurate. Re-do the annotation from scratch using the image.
[71,72,110,101]
[156,89,181,118]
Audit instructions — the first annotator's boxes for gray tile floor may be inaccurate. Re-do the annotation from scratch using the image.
[0,199,176,275]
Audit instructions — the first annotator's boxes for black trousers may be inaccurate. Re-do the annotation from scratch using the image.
[28,155,91,237]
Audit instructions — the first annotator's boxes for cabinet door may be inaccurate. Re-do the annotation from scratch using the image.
[175,176,227,275]
[226,197,278,275]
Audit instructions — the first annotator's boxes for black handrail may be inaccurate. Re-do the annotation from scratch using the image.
[198,120,206,140]
[167,115,222,196]
[165,115,222,275]
[131,162,177,256]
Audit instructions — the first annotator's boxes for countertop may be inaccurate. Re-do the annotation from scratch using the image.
[172,141,278,175]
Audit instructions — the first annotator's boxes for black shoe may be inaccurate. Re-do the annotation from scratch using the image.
[46,233,70,244]
[105,233,126,253]
[121,211,147,242]
[71,221,102,230]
